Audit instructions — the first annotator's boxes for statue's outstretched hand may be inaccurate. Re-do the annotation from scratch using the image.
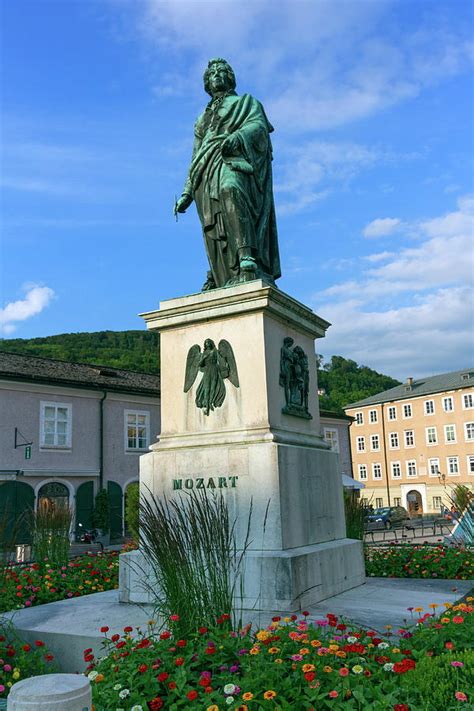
[174,193,193,215]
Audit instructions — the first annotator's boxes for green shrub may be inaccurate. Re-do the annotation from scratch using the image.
[125,482,139,542]
[406,650,474,709]
[344,491,368,540]
[92,489,110,532]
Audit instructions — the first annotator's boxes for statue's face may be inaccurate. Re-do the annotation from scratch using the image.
[208,62,231,94]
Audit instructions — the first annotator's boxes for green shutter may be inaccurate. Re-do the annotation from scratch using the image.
[0,481,35,545]
[75,481,94,530]
[107,481,123,539]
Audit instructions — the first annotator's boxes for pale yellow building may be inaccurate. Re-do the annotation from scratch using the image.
[345,369,474,515]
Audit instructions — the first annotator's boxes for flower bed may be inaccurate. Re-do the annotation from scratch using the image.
[87,600,473,710]
[365,544,473,580]
[0,623,56,699]
[0,551,119,612]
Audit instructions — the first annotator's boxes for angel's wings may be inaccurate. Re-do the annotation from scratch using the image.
[218,339,239,388]
[183,344,201,392]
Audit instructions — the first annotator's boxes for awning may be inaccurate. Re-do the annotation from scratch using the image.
[342,474,365,490]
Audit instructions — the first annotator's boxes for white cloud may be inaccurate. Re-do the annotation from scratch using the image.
[314,196,474,378]
[0,286,55,335]
[363,217,401,238]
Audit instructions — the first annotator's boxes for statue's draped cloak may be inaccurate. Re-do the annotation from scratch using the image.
[184,93,281,287]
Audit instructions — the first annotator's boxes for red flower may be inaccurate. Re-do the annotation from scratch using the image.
[175,657,184,666]
[111,634,120,642]
[168,681,177,690]
[290,614,298,621]
[328,690,339,699]
[198,627,208,634]
[124,626,133,632]
[205,646,216,655]
[84,654,94,662]
[83,648,93,657]
[34,640,45,647]
[452,616,464,624]
[160,631,171,640]
[393,705,410,711]
[116,641,126,649]
[100,626,109,633]
[138,664,148,673]
[22,644,31,652]
[186,690,198,701]
[302,611,310,617]
[176,639,187,648]
[304,672,316,682]
[157,672,169,682]
[45,654,54,662]
[147,697,164,710]
[272,616,281,622]
[337,624,347,631]
[170,614,180,622]
[204,686,213,693]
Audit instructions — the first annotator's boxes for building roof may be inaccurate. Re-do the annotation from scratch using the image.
[0,351,160,396]
[345,368,474,409]
[320,409,353,422]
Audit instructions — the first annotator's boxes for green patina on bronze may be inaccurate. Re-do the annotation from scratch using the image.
[173,476,238,490]
[184,338,239,415]
[175,58,281,291]
[279,337,312,419]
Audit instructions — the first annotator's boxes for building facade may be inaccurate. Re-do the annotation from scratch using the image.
[0,352,160,540]
[345,369,474,514]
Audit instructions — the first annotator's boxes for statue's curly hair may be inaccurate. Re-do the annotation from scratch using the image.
[203,58,236,96]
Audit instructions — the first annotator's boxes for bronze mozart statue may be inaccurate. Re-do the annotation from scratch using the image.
[175,58,281,291]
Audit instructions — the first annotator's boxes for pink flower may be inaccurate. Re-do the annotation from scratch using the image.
[455,692,467,702]
[328,690,339,699]
[451,661,464,668]
[3,665,12,673]
[0,685,5,693]
[339,667,349,677]
[291,654,303,661]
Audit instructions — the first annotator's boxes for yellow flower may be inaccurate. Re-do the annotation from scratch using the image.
[268,647,280,654]
[12,671,20,680]
[352,665,363,674]
[206,706,219,711]
[328,644,339,652]
[444,602,453,608]
[367,643,374,649]
[283,617,291,622]
[323,665,333,673]
[148,619,156,625]
[242,692,254,701]
[441,617,450,624]
[274,658,283,664]
[256,630,271,641]
[311,639,322,648]
[263,690,277,700]
[302,664,315,673]
[391,648,400,654]
[250,647,260,655]
[429,603,438,609]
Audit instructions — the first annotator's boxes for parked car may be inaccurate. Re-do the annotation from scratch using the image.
[365,506,410,530]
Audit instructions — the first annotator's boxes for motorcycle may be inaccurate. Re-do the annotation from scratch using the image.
[76,522,104,550]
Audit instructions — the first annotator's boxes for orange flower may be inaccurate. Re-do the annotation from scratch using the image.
[242,692,254,701]
[302,663,315,673]
[323,666,333,673]
[268,647,280,654]
[441,617,450,624]
[299,647,310,655]
[94,674,104,683]
[311,639,322,648]
[263,690,277,700]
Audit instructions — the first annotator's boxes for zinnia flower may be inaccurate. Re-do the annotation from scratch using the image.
[352,665,363,674]
[263,690,277,700]
[242,693,253,701]
[328,690,339,699]
[455,692,468,702]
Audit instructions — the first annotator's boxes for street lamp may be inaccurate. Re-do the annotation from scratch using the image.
[436,467,446,488]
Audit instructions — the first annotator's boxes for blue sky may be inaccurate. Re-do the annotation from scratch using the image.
[1,0,473,378]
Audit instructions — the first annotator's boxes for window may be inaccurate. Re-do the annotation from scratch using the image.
[323,428,340,452]
[357,436,365,452]
[433,496,442,510]
[444,424,456,443]
[355,412,364,425]
[428,458,440,477]
[370,434,380,451]
[424,400,435,415]
[393,497,401,506]
[465,422,474,441]
[40,402,72,448]
[425,427,438,445]
[443,397,454,412]
[447,456,459,475]
[388,406,397,420]
[391,462,401,478]
[375,497,383,508]
[463,393,473,409]
[125,410,150,451]
[404,430,415,447]
[403,403,412,418]
[389,432,399,449]
[468,456,474,475]
[406,460,417,477]
[358,464,368,480]
[372,463,382,480]
[369,409,378,423]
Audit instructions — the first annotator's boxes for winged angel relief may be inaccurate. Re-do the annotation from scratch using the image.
[183,339,239,415]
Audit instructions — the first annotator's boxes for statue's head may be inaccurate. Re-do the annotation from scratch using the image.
[204,58,236,97]
[283,337,294,347]
[204,338,215,350]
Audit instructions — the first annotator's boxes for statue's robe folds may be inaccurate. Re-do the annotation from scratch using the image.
[184,93,281,287]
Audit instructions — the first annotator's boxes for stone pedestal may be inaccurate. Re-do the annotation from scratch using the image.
[7,674,91,710]
[120,281,364,610]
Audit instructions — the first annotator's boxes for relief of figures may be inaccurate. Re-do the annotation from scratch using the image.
[279,337,312,419]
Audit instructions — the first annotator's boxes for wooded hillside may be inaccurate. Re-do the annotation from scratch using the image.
[0,332,399,410]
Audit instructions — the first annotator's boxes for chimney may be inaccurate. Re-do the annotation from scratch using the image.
[406,377,413,387]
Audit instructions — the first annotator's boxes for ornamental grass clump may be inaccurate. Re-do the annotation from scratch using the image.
[30,502,72,566]
[138,488,252,636]
[344,492,369,540]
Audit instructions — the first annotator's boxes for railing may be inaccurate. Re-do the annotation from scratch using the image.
[364,518,454,545]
